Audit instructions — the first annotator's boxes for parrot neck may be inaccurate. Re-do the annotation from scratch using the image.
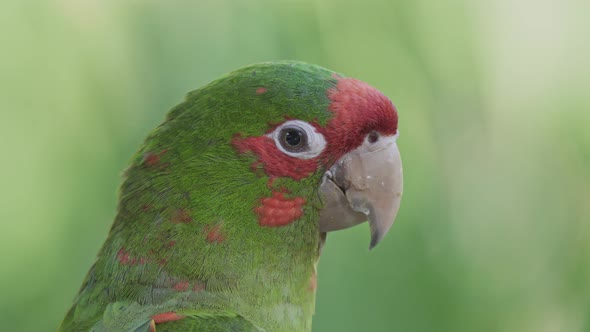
[96,157,324,331]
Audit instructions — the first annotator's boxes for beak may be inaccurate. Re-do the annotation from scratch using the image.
[319,134,403,249]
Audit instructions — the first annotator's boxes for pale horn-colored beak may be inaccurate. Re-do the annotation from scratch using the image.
[319,133,403,249]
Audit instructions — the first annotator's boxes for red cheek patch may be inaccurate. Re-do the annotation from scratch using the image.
[232,134,318,180]
[255,192,306,227]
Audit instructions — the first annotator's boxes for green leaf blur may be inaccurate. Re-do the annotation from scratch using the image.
[1,0,589,331]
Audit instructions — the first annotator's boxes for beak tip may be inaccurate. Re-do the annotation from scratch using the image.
[368,231,382,250]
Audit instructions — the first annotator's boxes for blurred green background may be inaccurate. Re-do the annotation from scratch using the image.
[2,0,589,331]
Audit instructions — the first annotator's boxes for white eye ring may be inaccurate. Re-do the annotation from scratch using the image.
[268,120,327,159]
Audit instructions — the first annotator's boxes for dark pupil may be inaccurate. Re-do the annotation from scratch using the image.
[285,130,302,146]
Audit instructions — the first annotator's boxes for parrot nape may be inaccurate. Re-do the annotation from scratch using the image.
[58,61,403,332]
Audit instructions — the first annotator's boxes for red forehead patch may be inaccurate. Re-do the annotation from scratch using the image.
[321,76,398,161]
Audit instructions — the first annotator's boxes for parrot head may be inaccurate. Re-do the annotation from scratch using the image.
[59,61,403,332]
[140,61,402,249]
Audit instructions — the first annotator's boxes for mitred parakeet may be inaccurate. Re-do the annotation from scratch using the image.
[58,61,403,332]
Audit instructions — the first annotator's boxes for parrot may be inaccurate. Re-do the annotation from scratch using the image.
[58,61,403,332]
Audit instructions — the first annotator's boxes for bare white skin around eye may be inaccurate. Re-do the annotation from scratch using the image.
[268,120,327,159]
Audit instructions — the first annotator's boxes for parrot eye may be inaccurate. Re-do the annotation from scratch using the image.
[269,120,326,159]
[280,128,307,151]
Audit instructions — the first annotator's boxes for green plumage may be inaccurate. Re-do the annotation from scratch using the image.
[59,62,340,331]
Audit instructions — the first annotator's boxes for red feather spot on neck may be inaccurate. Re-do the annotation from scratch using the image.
[204,223,225,243]
[117,247,150,266]
[143,149,169,167]
[173,280,190,291]
[322,77,398,160]
[255,192,306,227]
[232,134,318,180]
[170,209,192,223]
[143,153,160,167]
[193,281,206,292]
[117,248,130,264]
[309,269,317,292]
[256,87,267,94]
[152,312,186,324]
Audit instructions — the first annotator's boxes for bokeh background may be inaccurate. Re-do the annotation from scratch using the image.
[2,0,589,331]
